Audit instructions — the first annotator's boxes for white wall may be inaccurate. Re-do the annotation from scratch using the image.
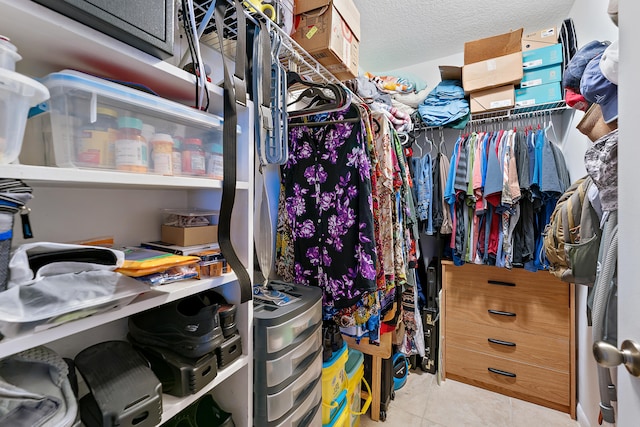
[378,2,618,426]
[565,2,618,426]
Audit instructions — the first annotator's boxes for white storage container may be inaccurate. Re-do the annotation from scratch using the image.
[263,325,321,388]
[0,68,49,165]
[0,36,21,71]
[258,352,322,422]
[269,379,322,427]
[26,70,233,174]
[264,300,322,354]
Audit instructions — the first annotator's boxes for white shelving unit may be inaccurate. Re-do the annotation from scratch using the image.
[0,1,254,426]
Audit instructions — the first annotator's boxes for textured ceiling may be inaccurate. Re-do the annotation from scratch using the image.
[353,0,576,72]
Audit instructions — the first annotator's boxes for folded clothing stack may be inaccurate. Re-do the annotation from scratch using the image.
[417,80,470,129]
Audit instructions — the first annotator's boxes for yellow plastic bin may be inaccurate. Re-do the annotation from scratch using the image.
[323,389,349,427]
[345,348,372,427]
[322,341,348,424]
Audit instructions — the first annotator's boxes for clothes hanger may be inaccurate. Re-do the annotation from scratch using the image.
[286,71,351,118]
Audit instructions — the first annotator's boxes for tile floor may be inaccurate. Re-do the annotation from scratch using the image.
[359,370,579,427]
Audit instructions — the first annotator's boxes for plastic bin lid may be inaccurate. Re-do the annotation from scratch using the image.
[345,347,364,378]
[38,70,222,128]
[0,68,49,106]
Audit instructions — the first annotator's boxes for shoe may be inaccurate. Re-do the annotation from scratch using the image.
[163,394,234,427]
[128,290,224,359]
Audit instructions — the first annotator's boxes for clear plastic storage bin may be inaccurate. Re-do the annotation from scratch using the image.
[26,70,233,174]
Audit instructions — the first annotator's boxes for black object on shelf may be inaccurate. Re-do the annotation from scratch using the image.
[74,340,162,427]
[31,0,174,59]
[164,393,235,427]
[216,333,242,369]
[128,290,224,359]
[130,338,218,398]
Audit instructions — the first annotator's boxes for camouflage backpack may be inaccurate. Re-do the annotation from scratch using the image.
[543,175,601,284]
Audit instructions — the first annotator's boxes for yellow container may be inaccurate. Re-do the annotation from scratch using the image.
[323,389,350,427]
[322,342,348,424]
[346,348,372,427]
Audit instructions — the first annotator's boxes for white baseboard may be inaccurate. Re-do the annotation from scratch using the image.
[577,403,591,427]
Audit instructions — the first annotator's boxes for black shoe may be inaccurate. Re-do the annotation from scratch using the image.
[129,290,224,359]
[164,394,234,427]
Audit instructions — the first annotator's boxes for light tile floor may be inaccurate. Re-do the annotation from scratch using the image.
[359,370,579,427]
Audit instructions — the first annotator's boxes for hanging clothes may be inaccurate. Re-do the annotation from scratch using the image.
[416,121,571,272]
[276,104,378,311]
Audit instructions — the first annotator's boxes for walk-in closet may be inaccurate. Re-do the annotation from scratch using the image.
[0,0,636,426]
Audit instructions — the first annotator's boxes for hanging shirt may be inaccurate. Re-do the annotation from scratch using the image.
[372,112,396,278]
[439,152,453,234]
[281,105,377,310]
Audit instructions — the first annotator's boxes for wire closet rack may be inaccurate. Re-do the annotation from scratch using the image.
[189,1,571,131]
[190,0,345,91]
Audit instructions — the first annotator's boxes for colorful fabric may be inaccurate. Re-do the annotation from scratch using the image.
[280,105,377,310]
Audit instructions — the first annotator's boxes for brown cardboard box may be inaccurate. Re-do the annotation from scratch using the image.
[462,29,524,93]
[293,0,360,81]
[439,65,462,81]
[470,85,515,113]
[161,225,218,247]
[522,27,558,51]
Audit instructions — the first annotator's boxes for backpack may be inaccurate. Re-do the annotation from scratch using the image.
[543,175,601,284]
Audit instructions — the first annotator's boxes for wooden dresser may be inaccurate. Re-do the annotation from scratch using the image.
[441,261,576,418]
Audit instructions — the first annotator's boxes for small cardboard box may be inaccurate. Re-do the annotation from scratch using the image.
[161,225,218,247]
[462,29,524,93]
[439,65,463,81]
[515,82,562,107]
[522,27,558,51]
[520,64,562,88]
[522,43,563,70]
[470,85,515,113]
[293,0,360,81]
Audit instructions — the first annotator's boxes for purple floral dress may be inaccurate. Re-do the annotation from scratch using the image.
[280,105,378,310]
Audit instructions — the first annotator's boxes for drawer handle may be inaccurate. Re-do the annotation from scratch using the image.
[488,367,517,378]
[488,309,516,317]
[488,280,516,287]
[488,338,516,347]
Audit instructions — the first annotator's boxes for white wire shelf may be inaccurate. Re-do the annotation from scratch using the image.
[191,0,344,89]
[470,100,570,124]
[414,100,571,130]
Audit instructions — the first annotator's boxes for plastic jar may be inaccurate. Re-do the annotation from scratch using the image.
[181,138,206,176]
[76,107,118,168]
[115,116,148,173]
[150,133,174,175]
[0,36,21,71]
[204,143,224,180]
[172,138,183,176]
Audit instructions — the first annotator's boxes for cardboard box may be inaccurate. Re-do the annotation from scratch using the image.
[470,85,515,113]
[462,29,524,93]
[439,65,462,81]
[161,225,218,247]
[522,27,558,51]
[293,0,360,81]
[522,43,563,70]
[515,82,562,107]
[520,64,562,88]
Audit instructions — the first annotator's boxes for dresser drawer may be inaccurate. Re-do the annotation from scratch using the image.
[445,317,570,371]
[442,263,569,306]
[446,291,569,338]
[446,344,570,406]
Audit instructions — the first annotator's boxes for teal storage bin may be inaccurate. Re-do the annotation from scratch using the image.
[522,44,563,70]
[521,64,563,88]
[515,82,563,107]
